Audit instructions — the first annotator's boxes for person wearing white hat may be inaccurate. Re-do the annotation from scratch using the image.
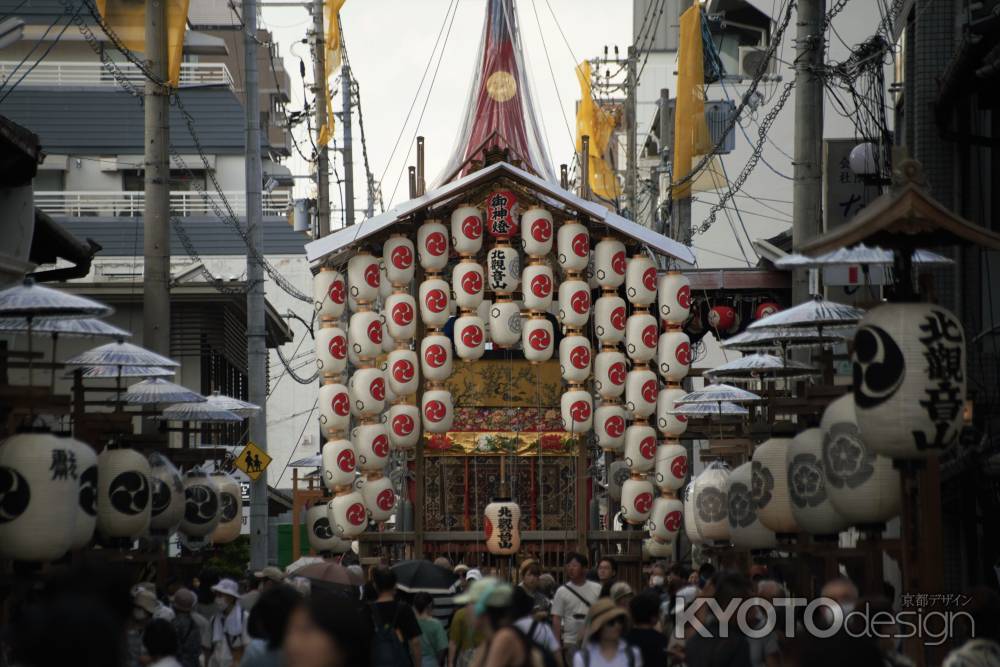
[208,578,248,667]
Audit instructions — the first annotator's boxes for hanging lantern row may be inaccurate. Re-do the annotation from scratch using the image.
[0,435,244,562]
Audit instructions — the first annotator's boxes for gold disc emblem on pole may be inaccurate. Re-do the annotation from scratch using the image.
[486,71,517,102]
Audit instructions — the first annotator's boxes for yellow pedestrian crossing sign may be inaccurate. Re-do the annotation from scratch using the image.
[234,442,271,481]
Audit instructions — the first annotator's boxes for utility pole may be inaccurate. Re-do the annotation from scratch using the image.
[143,0,169,357]
[243,0,269,570]
[625,46,638,220]
[658,87,673,239]
[792,0,825,303]
[311,0,330,237]
[341,64,355,226]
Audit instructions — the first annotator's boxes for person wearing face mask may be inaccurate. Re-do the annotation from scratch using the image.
[645,562,668,600]
[128,589,160,667]
[208,578,248,667]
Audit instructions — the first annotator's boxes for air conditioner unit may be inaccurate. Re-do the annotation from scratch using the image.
[738,46,775,80]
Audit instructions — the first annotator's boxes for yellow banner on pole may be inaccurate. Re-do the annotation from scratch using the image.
[95,0,190,88]
[575,60,621,201]
[672,0,712,200]
[317,0,346,147]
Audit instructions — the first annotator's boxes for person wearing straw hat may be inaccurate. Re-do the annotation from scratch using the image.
[573,598,641,667]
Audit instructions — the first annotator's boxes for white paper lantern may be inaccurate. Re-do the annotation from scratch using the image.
[385,403,421,450]
[318,381,351,434]
[148,451,185,534]
[314,268,346,319]
[348,310,382,360]
[0,433,77,560]
[422,389,454,433]
[386,349,419,397]
[657,272,692,325]
[306,502,349,553]
[595,402,627,451]
[478,300,492,342]
[727,462,777,550]
[557,279,591,328]
[315,323,348,378]
[621,476,655,525]
[753,438,799,535]
[594,294,626,344]
[349,367,385,417]
[452,260,485,310]
[455,314,487,361]
[648,496,684,543]
[522,316,554,363]
[67,438,98,549]
[417,220,449,271]
[209,473,242,545]
[419,277,451,329]
[625,368,658,419]
[489,299,522,347]
[328,489,368,538]
[352,422,390,472]
[557,221,590,272]
[383,235,415,286]
[594,349,627,399]
[625,312,659,362]
[178,471,219,539]
[625,255,657,306]
[853,303,966,459]
[96,448,152,539]
[644,537,674,558]
[486,244,521,293]
[787,428,849,537]
[656,387,689,437]
[559,335,591,383]
[522,262,554,312]
[420,334,453,382]
[521,207,553,257]
[624,425,657,473]
[657,330,692,382]
[560,388,593,434]
[593,238,626,289]
[379,312,395,353]
[378,260,393,301]
[820,394,901,526]
[383,292,417,343]
[683,484,703,545]
[451,205,484,256]
[484,499,522,555]
[361,474,396,522]
[347,252,380,304]
[322,438,357,490]
[654,442,688,492]
[693,466,730,542]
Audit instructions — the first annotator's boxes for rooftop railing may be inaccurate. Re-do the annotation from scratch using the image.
[36,190,291,217]
[0,61,235,89]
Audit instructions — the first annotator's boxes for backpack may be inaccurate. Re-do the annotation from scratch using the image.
[505,622,558,667]
[369,602,411,667]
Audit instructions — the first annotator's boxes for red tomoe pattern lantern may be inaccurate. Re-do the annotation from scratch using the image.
[755,301,781,321]
[709,305,739,334]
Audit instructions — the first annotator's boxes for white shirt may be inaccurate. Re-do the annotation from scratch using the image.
[514,616,560,654]
[572,641,643,667]
[551,580,602,646]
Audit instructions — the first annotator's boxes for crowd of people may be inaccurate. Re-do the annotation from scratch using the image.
[2,553,998,667]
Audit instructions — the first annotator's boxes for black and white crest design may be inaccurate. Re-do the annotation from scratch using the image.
[0,466,30,523]
[854,325,905,409]
[696,486,727,524]
[822,423,874,490]
[79,465,97,516]
[184,485,219,525]
[109,472,149,515]
[313,516,334,540]
[151,478,172,517]
[220,493,239,523]
[728,481,756,529]
[751,461,773,508]
[788,453,826,508]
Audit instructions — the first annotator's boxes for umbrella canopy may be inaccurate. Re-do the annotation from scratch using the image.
[295,561,352,585]
[748,297,864,331]
[668,401,749,416]
[285,556,326,575]
[124,378,206,405]
[0,278,112,318]
[721,328,849,350]
[677,383,762,404]
[705,354,818,382]
[289,455,322,467]
[775,245,954,269]
[0,317,131,338]
[911,249,954,266]
[204,391,260,417]
[392,560,460,595]
[773,253,815,268]
[65,340,180,368]
[67,365,176,379]
[157,402,243,423]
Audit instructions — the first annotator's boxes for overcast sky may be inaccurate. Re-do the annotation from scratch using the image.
[263,0,633,220]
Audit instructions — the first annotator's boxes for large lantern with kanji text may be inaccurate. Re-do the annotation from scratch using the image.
[484,498,521,555]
